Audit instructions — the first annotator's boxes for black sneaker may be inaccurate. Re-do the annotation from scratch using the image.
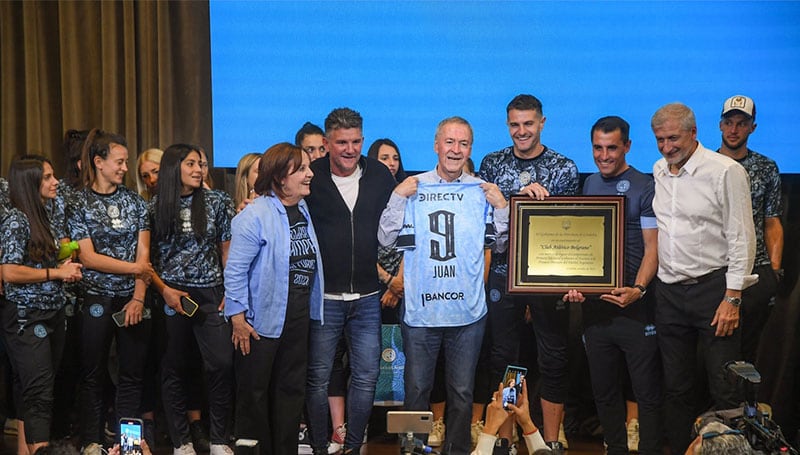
[190,420,211,452]
[545,441,564,455]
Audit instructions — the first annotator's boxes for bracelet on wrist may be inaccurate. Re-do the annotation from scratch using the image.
[45,268,50,281]
[132,297,145,304]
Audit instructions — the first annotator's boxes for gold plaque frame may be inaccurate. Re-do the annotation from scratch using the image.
[507,196,625,294]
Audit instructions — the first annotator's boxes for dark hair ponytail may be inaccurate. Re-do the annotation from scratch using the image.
[80,128,128,188]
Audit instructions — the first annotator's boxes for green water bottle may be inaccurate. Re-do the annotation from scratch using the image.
[58,240,80,261]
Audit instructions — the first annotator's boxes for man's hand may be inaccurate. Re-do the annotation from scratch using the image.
[600,286,642,308]
[380,289,400,308]
[387,274,404,298]
[711,295,740,337]
[393,176,418,198]
[562,289,585,303]
[231,313,260,355]
[480,182,508,209]
[520,182,550,200]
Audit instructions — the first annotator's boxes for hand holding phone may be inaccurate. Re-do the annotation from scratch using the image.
[502,365,527,409]
[112,308,152,327]
[180,295,199,317]
[119,418,143,455]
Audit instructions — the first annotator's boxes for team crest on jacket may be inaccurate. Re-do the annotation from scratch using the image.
[33,324,47,338]
[89,303,104,317]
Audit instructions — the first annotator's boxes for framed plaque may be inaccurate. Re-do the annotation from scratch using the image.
[507,196,625,294]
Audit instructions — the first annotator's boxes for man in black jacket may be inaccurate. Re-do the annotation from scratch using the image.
[304,107,396,455]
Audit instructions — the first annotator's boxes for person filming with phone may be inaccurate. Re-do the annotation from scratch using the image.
[473,379,551,455]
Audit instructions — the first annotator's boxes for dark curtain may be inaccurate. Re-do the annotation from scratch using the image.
[0,0,213,182]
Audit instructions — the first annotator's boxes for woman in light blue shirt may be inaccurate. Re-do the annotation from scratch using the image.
[224,143,323,455]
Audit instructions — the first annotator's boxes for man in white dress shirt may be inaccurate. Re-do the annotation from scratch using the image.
[649,103,756,454]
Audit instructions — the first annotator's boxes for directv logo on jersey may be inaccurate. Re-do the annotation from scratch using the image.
[418,192,464,202]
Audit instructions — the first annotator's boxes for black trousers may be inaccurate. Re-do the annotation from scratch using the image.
[2,301,65,444]
[486,272,571,404]
[79,293,152,445]
[485,270,530,403]
[235,301,309,455]
[584,311,661,455]
[161,285,233,448]
[146,289,207,416]
[656,270,743,454]
[741,263,778,363]
[52,295,82,438]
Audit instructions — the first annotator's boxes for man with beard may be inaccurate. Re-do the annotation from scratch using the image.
[716,95,784,363]
[479,94,579,453]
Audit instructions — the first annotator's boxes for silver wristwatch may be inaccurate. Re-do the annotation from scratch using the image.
[725,296,742,307]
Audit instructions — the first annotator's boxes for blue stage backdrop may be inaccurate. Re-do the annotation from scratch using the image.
[210,1,800,173]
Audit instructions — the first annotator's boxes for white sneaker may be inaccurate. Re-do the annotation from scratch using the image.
[3,418,18,436]
[174,442,197,455]
[428,418,445,447]
[470,420,484,449]
[627,418,640,453]
[82,442,103,455]
[328,423,346,453]
[558,423,569,449]
[210,444,234,455]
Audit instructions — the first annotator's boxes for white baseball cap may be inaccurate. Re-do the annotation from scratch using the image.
[722,95,756,119]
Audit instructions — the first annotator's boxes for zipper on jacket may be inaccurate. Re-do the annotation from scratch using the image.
[349,212,355,293]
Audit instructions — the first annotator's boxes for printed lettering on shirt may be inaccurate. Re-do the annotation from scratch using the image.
[400,183,492,327]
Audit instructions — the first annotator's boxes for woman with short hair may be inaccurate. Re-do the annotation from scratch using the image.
[225,143,322,455]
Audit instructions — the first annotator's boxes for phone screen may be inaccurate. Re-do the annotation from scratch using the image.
[502,365,527,409]
[120,419,143,455]
[180,296,199,317]
[112,310,126,327]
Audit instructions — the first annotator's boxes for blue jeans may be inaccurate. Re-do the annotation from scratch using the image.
[306,295,381,452]
[402,316,486,455]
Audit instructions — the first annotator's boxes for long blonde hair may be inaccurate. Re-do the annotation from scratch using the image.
[136,148,163,200]
[234,152,262,209]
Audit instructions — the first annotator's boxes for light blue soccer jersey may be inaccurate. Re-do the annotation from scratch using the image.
[398,182,493,327]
